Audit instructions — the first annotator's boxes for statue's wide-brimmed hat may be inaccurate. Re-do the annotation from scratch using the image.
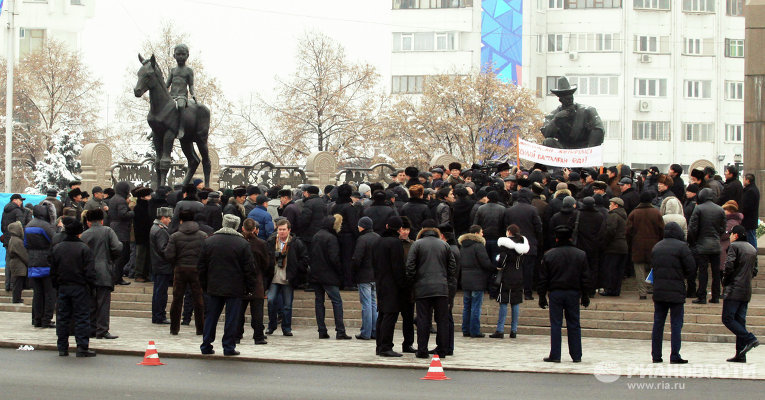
[550,76,577,96]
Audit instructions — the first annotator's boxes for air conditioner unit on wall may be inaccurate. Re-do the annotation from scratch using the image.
[638,100,651,112]
[568,52,578,61]
[639,54,652,63]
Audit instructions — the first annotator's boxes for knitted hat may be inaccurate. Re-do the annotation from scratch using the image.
[193,178,203,186]
[222,214,240,230]
[562,196,576,209]
[358,216,373,230]
[639,191,653,203]
[91,186,103,194]
[358,184,371,195]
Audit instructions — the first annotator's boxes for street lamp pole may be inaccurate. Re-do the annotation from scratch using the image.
[4,0,15,193]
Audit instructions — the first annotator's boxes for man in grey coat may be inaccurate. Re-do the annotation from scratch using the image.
[81,209,122,339]
[150,207,174,324]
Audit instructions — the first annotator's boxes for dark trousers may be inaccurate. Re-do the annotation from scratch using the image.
[338,233,356,288]
[30,276,55,326]
[56,285,91,352]
[651,301,684,361]
[601,254,627,295]
[485,239,500,267]
[695,253,721,301]
[585,252,599,293]
[114,240,130,283]
[133,243,151,280]
[312,283,346,335]
[376,311,399,353]
[12,276,26,302]
[722,299,757,356]
[152,273,172,323]
[182,286,193,323]
[170,267,204,334]
[237,297,265,341]
[400,298,415,349]
[415,296,449,357]
[521,255,536,295]
[201,295,241,354]
[548,290,582,361]
[89,287,112,336]
[446,291,455,352]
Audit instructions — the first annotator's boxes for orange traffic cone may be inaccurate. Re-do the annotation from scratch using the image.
[420,354,450,380]
[137,341,165,366]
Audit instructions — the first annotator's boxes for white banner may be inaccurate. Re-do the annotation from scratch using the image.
[517,138,603,168]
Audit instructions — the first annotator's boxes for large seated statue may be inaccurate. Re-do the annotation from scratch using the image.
[541,77,605,149]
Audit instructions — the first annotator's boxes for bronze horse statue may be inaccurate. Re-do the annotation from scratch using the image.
[133,54,211,188]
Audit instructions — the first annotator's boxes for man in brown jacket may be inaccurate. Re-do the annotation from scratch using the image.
[626,191,665,299]
[165,210,207,335]
[238,218,274,345]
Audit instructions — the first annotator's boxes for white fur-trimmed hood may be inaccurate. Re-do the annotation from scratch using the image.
[497,236,529,255]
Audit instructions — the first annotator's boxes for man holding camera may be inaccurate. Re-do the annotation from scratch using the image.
[266,219,309,336]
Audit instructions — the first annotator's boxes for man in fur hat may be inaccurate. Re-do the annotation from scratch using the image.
[447,162,464,186]
[541,77,605,149]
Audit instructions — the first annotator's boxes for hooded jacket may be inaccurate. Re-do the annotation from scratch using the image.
[80,222,123,288]
[405,228,457,299]
[165,221,208,269]
[723,239,759,302]
[496,235,529,304]
[688,188,726,255]
[6,221,28,277]
[574,198,606,255]
[297,194,327,242]
[200,201,223,231]
[222,197,246,231]
[309,215,343,286]
[453,196,475,237]
[24,205,57,272]
[109,181,134,241]
[661,197,688,240]
[351,228,380,284]
[246,205,275,241]
[650,222,695,304]
[458,233,494,291]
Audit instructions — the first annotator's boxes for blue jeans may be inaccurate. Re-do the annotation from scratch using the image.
[267,283,293,333]
[201,295,241,355]
[651,301,684,361]
[548,290,582,361]
[152,273,172,322]
[312,283,346,335]
[722,299,757,356]
[746,229,758,250]
[496,303,520,333]
[358,282,378,338]
[461,290,484,336]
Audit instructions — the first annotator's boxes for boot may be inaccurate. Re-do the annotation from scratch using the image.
[489,332,504,339]
[76,347,96,358]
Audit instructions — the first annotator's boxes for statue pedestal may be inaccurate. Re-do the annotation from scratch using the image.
[80,143,113,193]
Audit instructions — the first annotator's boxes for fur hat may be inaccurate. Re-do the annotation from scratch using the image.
[68,188,82,199]
[337,183,353,199]
[722,200,739,212]
[686,184,700,194]
[222,214,240,230]
[690,169,705,182]
[278,189,292,198]
[592,181,608,191]
[532,182,545,195]
[246,185,260,196]
[405,166,419,178]
[657,174,674,187]
[496,162,510,172]
[233,187,247,197]
[157,207,173,218]
[305,186,320,195]
[134,186,153,198]
[448,162,462,171]
[387,216,403,231]
[64,219,83,236]
[400,216,411,230]
[516,177,530,188]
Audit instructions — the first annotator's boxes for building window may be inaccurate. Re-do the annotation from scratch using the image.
[682,0,715,13]
[547,34,565,52]
[684,80,712,99]
[725,124,743,142]
[565,0,622,8]
[726,0,744,16]
[725,39,744,58]
[546,76,562,94]
[604,120,621,139]
[633,0,670,10]
[569,33,621,52]
[568,76,618,96]
[634,78,667,97]
[18,28,46,58]
[536,35,544,53]
[682,123,714,142]
[393,32,457,52]
[392,76,426,94]
[632,121,671,141]
[392,0,466,9]
[549,0,564,8]
[726,81,744,100]
[684,38,701,55]
[636,35,658,53]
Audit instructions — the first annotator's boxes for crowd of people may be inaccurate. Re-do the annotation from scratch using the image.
[0,161,760,362]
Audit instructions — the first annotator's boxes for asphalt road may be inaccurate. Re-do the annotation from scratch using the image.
[0,348,760,399]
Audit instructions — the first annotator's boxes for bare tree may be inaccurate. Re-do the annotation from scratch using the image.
[261,32,387,164]
[382,70,544,167]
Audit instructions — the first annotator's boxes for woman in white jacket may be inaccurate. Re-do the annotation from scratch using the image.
[489,224,529,339]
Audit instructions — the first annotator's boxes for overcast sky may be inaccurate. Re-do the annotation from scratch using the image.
[80,0,394,122]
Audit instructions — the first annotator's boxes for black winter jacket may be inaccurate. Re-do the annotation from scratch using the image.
[741,184,760,230]
[1,202,26,240]
[133,198,153,244]
[574,203,606,255]
[453,197,475,237]
[364,200,398,235]
[198,227,257,297]
[149,220,172,275]
[603,207,628,254]
[165,221,207,269]
[405,228,457,299]
[309,216,343,286]
[723,240,759,302]
[619,187,640,216]
[458,233,494,291]
[688,188,726,255]
[297,195,327,242]
[719,177,744,207]
[650,222,695,304]
[496,236,529,304]
[352,229,379,284]
[400,198,433,240]
[331,199,360,235]
[200,202,223,231]
[109,182,134,241]
[473,202,507,240]
[538,240,590,294]
[503,195,542,256]
[373,229,407,313]
[49,235,96,288]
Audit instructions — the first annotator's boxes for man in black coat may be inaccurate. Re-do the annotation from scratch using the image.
[668,164,686,203]
[352,216,380,340]
[373,217,409,357]
[277,189,300,230]
[538,225,590,363]
[109,181,134,286]
[473,191,507,264]
[198,214,257,356]
[309,215,352,340]
[400,185,433,240]
[223,187,247,231]
[170,184,205,232]
[722,225,760,362]
[296,186,326,250]
[132,187,153,282]
[618,177,640,216]
[504,189,543,300]
[741,174,760,249]
[718,165,743,207]
[574,197,606,297]
[331,184,360,290]
[364,190,398,235]
[150,207,173,324]
[688,188,726,304]
[650,222,695,364]
[405,225,457,359]
[200,191,223,231]
[49,219,97,357]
